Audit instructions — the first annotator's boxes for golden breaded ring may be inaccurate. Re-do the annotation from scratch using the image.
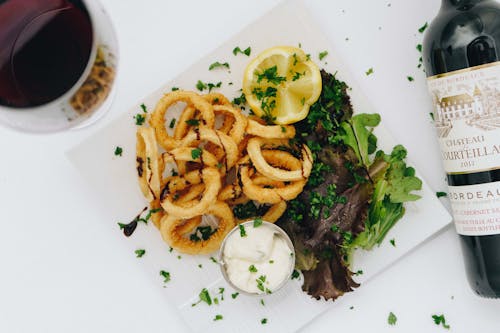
[263,201,287,223]
[150,91,215,150]
[246,118,295,139]
[213,104,248,144]
[247,138,313,181]
[160,167,221,219]
[136,127,161,201]
[160,201,235,255]
[180,127,238,171]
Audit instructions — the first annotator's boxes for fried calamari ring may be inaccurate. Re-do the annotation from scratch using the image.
[150,91,215,150]
[247,138,313,181]
[262,201,287,223]
[136,127,161,201]
[179,127,239,171]
[160,201,235,254]
[160,167,221,219]
[246,118,295,139]
[173,93,231,141]
[240,151,306,203]
[213,104,248,144]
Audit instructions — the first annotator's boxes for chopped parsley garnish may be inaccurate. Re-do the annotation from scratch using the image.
[318,50,329,60]
[140,103,147,113]
[169,247,173,253]
[207,81,222,92]
[239,224,247,237]
[232,93,246,106]
[192,288,212,307]
[135,249,146,258]
[218,287,225,301]
[432,314,450,329]
[388,312,397,325]
[209,61,230,70]
[190,226,217,242]
[169,118,176,129]
[256,275,271,294]
[292,71,305,81]
[231,292,239,299]
[416,44,423,52]
[390,238,396,247]
[134,113,146,126]
[213,297,219,305]
[365,67,374,76]
[191,148,202,159]
[249,265,258,273]
[196,80,207,91]
[185,119,200,126]
[261,318,268,325]
[418,22,428,33]
[160,270,171,283]
[269,260,274,264]
[253,217,263,227]
[291,269,300,279]
[429,112,435,121]
[233,46,251,56]
[300,97,305,105]
[177,255,182,260]
[436,191,447,198]
[171,87,179,91]
[114,146,123,156]
[281,125,287,133]
[213,314,223,321]
[210,256,218,263]
[198,264,203,268]
[354,270,363,276]
[257,66,286,85]
[260,299,265,306]
[407,76,414,82]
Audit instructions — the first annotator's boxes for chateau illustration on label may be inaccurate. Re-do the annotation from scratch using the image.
[430,80,500,138]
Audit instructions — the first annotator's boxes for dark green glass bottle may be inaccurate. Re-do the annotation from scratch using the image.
[423,0,500,298]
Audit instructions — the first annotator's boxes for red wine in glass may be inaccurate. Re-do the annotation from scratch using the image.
[0,0,93,108]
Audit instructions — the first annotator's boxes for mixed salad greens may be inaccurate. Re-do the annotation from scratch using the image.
[278,70,422,300]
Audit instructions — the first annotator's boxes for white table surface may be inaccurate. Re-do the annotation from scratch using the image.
[0,0,499,332]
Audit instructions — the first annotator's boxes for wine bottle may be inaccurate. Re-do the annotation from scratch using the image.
[424,0,500,298]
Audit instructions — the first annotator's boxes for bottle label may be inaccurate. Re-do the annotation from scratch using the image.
[448,181,500,236]
[427,62,500,174]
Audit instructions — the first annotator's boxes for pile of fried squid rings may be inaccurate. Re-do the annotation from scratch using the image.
[136,90,312,255]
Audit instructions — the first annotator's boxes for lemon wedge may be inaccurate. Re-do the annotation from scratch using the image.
[242,46,322,125]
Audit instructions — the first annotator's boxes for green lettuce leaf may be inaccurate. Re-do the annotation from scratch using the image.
[336,113,381,167]
[349,145,422,251]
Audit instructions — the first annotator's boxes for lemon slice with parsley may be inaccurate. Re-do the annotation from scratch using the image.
[242,46,322,125]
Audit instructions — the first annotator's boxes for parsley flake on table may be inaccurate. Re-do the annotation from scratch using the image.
[213,314,223,321]
[196,80,207,91]
[197,288,212,306]
[160,270,171,283]
[318,50,328,61]
[207,81,222,92]
[390,238,396,247]
[354,270,364,276]
[416,44,423,52]
[388,312,397,325]
[140,103,147,113]
[135,249,146,258]
[239,224,247,237]
[432,314,450,329]
[191,148,202,159]
[209,61,230,71]
[291,269,300,280]
[171,87,179,91]
[231,292,239,299]
[210,256,218,263]
[407,76,414,82]
[436,191,447,198]
[249,265,258,273]
[260,299,265,306]
[418,22,429,33]
[232,92,246,106]
[233,46,251,56]
[134,113,146,126]
[114,146,123,156]
[169,118,176,129]
[365,67,374,76]
[261,318,268,325]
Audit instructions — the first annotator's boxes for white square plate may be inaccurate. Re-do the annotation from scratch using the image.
[67,1,452,332]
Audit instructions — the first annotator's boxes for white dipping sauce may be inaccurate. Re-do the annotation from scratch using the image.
[222,221,294,294]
